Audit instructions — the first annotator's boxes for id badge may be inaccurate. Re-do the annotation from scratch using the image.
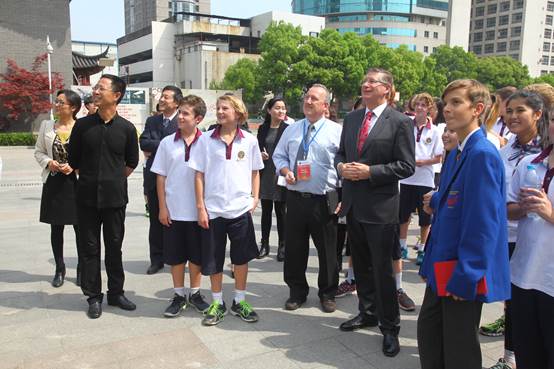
[297,160,311,181]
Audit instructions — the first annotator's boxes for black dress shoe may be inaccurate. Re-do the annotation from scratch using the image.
[146,263,164,275]
[277,242,285,262]
[107,294,136,311]
[382,333,400,357]
[339,313,379,331]
[320,299,336,313]
[87,301,102,319]
[256,241,270,259]
[285,297,306,311]
[51,266,66,288]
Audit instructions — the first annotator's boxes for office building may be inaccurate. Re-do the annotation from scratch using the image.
[292,0,449,55]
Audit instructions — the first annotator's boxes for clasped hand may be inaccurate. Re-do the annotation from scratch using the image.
[340,162,370,181]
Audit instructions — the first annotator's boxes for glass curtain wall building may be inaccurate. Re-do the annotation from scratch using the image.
[293,0,448,54]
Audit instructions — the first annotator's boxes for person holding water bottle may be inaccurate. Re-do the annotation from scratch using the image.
[506,103,554,369]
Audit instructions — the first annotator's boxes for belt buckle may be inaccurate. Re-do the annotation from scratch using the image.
[300,192,311,198]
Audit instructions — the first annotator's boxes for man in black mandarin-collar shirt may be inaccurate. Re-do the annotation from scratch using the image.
[68,74,139,319]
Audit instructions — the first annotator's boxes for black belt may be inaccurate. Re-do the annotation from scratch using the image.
[289,190,326,198]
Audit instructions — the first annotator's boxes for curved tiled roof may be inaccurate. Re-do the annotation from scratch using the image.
[72,47,109,72]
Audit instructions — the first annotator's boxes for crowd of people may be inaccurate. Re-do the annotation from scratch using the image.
[33,70,554,369]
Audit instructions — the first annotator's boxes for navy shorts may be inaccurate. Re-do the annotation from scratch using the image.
[399,184,433,226]
[200,211,259,276]
[162,221,202,266]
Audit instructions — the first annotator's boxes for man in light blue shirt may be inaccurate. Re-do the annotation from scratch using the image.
[272,84,342,313]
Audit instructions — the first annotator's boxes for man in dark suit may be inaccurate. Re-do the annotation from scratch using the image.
[140,85,182,274]
[335,68,415,357]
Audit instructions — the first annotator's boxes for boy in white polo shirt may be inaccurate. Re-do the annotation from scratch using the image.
[150,95,210,317]
[399,92,443,266]
[189,94,264,326]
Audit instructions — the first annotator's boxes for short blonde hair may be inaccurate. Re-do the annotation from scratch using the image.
[217,94,248,124]
[524,83,554,111]
[412,92,434,108]
[442,79,491,124]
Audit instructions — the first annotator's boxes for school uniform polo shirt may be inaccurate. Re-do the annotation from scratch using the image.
[508,154,554,297]
[400,118,443,188]
[150,129,202,221]
[188,126,264,220]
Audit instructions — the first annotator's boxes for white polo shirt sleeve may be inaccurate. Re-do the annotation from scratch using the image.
[251,139,264,171]
[150,138,169,177]
[187,134,207,173]
[507,160,523,204]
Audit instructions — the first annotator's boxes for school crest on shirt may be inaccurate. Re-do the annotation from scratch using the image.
[237,150,246,160]
[425,137,432,145]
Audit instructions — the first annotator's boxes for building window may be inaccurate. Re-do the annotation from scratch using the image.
[475,19,484,29]
[424,46,429,53]
[543,55,550,65]
[499,15,509,25]
[510,54,519,60]
[510,40,521,50]
[424,30,429,37]
[473,45,482,54]
[473,32,483,42]
[486,30,495,40]
[475,6,485,16]
[552,44,554,52]
[547,15,554,26]
[498,29,508,38]
[513,0,523,9]
[546,29,553,39]
[500,1,510,11]
[548,1,554,11]
[512,13,523,23]
[497,41,507,52]
[433,31,438,38]
[432,47,437,53]
[484,44,495,53]
[486,17,496,27]
[487,4,497,14]
[511,26,522,37]
[551,56,554,65]
[541,70,549,75]
[545,42,551,52]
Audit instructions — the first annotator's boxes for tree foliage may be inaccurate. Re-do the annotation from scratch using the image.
[216,23,536,110]
[210,58,259,105]
[0,53,64,131]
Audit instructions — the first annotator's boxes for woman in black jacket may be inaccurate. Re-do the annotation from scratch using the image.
[256,97,289,260]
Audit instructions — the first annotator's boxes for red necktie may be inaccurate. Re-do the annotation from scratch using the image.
[357,110,372,154]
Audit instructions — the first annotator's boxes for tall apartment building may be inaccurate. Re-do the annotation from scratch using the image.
[466,0,554,77]
[292,0,449,55]
[124,0,211,35]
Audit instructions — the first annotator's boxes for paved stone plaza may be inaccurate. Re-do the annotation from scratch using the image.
[0,147,504,369]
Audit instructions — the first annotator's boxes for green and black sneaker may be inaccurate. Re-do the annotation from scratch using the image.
[201,301,227,326]
[479,315,505,337]
[230,300,259,323]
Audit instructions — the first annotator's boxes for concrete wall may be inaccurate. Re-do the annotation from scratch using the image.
[151,22,176,86]
[251,11,325,37]
[446,0,471,49]
[521,0,547,77]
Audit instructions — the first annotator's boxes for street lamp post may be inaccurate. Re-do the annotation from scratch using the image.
[46,35,54,120]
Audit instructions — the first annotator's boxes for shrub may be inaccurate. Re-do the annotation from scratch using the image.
[0,132,36,146]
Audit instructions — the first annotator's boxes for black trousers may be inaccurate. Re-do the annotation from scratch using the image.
[347,213,400,334]
[50,224,80,269]
[77,205,126,302]
[147,189,163,265]
[512,284,554,369]
[504,242,516,352]
[417,286,483,369]
[260,199,286,243]
[284,191,338,300]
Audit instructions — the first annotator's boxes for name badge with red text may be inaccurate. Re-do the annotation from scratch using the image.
[297,160,312,181]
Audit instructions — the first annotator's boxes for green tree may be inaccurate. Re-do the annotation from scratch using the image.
[532,73,554,86]
[210,58,259,105]
[429,45,479,83]
[476,56,531,90]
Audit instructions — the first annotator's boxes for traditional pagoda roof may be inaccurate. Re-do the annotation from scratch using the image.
[72,47,110,75]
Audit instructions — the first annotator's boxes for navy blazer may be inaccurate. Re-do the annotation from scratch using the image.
[420,129,510,302]
[139,114,178,191]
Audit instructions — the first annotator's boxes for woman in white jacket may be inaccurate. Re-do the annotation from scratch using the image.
[34,89,81,287]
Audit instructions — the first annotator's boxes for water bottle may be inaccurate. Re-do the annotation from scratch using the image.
[523,164,541,220]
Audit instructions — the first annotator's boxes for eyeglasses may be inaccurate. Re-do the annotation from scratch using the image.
[363,79,387,86]
[54,99,66,106]
[92,85,110,92]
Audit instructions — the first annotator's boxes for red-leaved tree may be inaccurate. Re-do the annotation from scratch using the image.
[0,53,64,131]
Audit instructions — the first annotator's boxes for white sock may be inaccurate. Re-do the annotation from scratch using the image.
[504,349,516,367]
[212,291,223,304]
[190,287,200,295]
[174,287,185,297]
[346,268,355,283]
[417,242,425,251]
[399,238,407,250]
[234,289,246,303]
[395,272,403,291]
